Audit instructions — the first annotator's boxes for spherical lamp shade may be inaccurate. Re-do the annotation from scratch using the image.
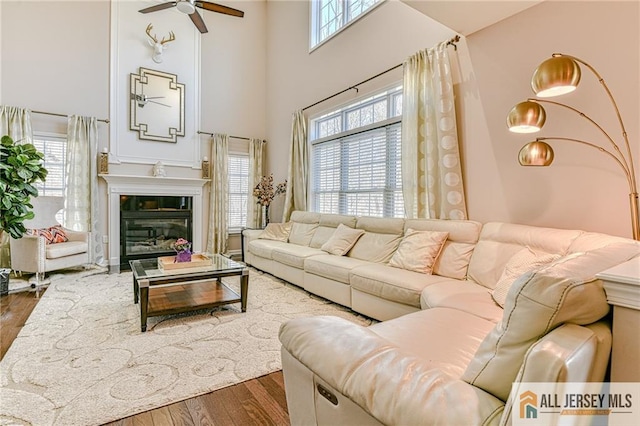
[507,101,546,133]
[518,141,555,166]
[531,56,581,97]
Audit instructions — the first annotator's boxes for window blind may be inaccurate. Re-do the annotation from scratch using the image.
[227,154,249,231]
[33,134,66,197]
[311,121,403,217]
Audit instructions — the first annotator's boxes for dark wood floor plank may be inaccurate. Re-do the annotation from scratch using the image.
[150,406,174,425]
[244,380,290,425]
[167,401,194,426]
[132,410,154,426]
[184,397,216,426]
[258,374,289,413]
[199,388,237,426]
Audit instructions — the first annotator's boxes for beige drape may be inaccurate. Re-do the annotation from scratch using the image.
[0,106,33,267]
[65,115,105,265]
[401,43,467,220]
[282,110,308,222]
[207,134,229,254]
[247,138,264,228]
[0,105,33,145]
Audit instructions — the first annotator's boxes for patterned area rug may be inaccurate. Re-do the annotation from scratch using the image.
[6,265,108,293]
[0,269,372,425]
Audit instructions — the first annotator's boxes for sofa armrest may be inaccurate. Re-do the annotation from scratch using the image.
[10,235,46,273]
[279,316,504,425]
[500,321,612,426]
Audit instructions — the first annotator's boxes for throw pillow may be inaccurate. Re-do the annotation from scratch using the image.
[491,247,561,308]
[258,222,292,242]
[321,224,365,256]
[388,229,449,274]
[26,225,69,244]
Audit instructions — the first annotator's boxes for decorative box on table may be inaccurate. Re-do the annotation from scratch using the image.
[157,254,212,271]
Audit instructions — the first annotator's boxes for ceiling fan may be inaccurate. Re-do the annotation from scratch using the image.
[139,1,244,34]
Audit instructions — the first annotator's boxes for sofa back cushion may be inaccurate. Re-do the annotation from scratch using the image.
[309,214,358,248]
[288,211,321,246]
[405,219,482,279]
[462,242,640,402]
[349,217,405,263]
[467,222,581,290]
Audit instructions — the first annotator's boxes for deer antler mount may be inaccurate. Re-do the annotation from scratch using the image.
[145,23,175,63]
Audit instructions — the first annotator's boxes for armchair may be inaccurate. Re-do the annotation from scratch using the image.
[10,196,90,286]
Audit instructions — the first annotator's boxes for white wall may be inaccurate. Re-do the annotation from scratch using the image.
[461,0,639,238]
[265,0,457,220]
[265,0,639,238]
[1,0,267,259]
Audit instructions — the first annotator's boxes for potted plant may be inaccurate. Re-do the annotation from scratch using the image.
[0,135,48,270]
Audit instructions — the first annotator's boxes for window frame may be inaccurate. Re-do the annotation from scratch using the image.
[309,84,403,218]
[31,131,67,197]
[309,0,385,52]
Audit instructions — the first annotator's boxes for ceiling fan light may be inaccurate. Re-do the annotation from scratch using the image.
[531,56,581,98]
[176,1,196,14]
[507,101,546,133]
[518,141,554,166]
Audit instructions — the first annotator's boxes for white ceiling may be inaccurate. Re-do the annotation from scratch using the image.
[401,0,544,35]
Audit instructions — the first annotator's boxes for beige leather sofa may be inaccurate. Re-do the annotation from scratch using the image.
[243,211,640,425]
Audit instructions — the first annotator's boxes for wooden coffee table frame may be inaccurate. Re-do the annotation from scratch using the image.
[130,256,249,332]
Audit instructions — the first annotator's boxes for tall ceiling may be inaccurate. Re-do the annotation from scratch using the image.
[401,0,544,35]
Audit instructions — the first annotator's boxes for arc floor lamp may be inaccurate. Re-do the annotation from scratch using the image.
[506,53,639,240]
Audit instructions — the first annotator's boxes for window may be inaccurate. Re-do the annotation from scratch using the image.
[32,133,67,196]
[310,85,403,218]
[310,0,383,49]
[228,154,250,231]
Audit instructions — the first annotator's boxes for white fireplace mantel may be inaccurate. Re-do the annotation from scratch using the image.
[100,174,208,273]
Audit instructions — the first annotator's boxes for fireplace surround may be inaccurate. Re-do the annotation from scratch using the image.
[101,175,207,273]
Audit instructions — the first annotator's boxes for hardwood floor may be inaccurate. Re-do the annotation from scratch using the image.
[0,290,291,426]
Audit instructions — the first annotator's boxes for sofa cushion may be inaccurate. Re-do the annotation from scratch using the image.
[389,229,448,274]
[305,254,371,284]
[404,219,482,279]
[491,247,560,308]
[46,241,88,259]
[258,222,292,242]
[350,263,458,308]
[321,224,365,256]
[369,308,497,377]
[248,239,291,259]
[349,217,405,263]
[288,223,319,246]
[462,242,639,401]
[467,222,581,290]
[309,214,358,248]
[420,281,503,323]
[272,245,325,269]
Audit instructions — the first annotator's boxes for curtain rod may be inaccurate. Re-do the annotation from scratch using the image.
[32,110,110,124]
[301,35,460,112]
[197,130,266,143]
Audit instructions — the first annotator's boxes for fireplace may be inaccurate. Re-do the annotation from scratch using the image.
[101,175,207,273]
[120,195,193,270]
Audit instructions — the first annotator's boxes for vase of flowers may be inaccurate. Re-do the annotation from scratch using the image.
[173,238,192,263]
[253,174,287,227]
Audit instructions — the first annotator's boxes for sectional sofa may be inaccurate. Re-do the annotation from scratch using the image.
[242,211,640,425]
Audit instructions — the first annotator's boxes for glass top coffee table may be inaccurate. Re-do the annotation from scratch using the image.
[130,254,249,332]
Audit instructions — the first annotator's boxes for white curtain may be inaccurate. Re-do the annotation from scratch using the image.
[0,105,33,144]
[282,110,308,222]
[65,116,105,265]
[247,138,264,228]
[207,134,229,254]
[401,43,467,220]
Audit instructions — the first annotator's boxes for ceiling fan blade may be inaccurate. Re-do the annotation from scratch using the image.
[196,1,244,18]
[189,10,208,33]
[139,2,177,14]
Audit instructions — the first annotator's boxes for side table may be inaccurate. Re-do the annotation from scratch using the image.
[596,258,640,382]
